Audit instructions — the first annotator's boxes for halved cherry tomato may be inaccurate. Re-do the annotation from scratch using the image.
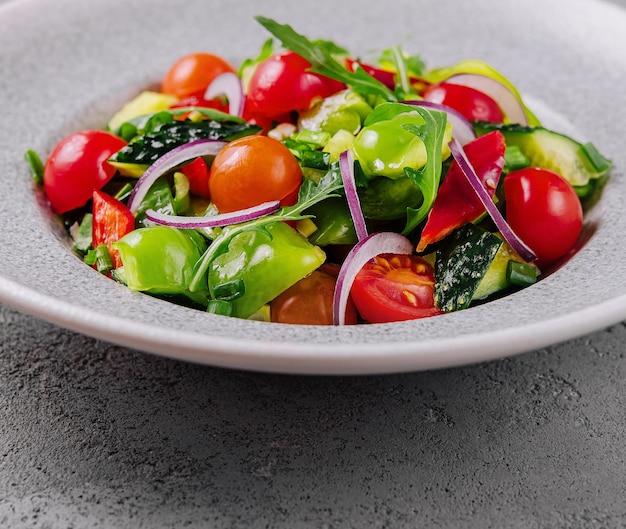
[422,82,504,123]
[246,51,345,118]
[351,254,442,323]
[208,135,302,213]
[270,266,357,325]
[92,190,135,269]
[504,167,583,266]
[44,130,127,214]
[180,157,211,198]
[161,52,236,100]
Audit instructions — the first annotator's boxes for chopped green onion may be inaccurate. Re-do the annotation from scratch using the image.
[24,149,44,185]
[85,244,113,273]
[504,145,530,172]
[506,260,538,287]
[212,279,246,301]
[206,299,234,316]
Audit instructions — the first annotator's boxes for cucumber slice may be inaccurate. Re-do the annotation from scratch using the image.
[472,240,527,300]
[474,122,611,187]
[434,225,503,312]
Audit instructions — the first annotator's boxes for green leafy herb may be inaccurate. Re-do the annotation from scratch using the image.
[72,213,93,254]
[24,149,44,185]
[255,16,397,102]
[400,107,448,235]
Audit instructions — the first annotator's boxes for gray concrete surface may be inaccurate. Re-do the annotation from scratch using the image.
[2,0,626,527]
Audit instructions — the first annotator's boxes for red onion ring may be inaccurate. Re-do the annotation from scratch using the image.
[144,201,281,228]
[448,138,536,263]
[333,232,414,325]
[339,149,368,241]
[443,73,529,126]
[401,100,476,146]
[127,139,226,214]
[204,72,245,118]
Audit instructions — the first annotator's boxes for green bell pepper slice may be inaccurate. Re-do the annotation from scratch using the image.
[113,226,208,305]
[208,221,326,319]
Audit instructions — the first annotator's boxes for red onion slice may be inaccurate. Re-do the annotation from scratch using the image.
[448,138,536,263]
[443,73,529,125]
[127,139,226,214]
[333,232,413,325]
[339,149,368,241]
[401,100,476,146]
[204,72,245,118]
[145,200,281,228]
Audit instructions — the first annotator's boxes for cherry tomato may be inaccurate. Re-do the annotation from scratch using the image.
[504,167,583,266]
[351,254,442,323]
[345,58,396,89]
[43,130,127,214]
[92,190,135,269]
[180,157,211,198]
[161,52,236,100]
[270,266,357,325]
[246,51,345,118]
[422,82,504,122]
[208,136,302,213]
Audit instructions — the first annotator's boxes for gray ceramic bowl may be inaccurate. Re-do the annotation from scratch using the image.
[0,0,624,374]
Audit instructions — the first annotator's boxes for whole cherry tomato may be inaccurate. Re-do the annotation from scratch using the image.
[422,82,504,122]
[246,51,345,118]
[351,254,442,323]
[208,135,302,213]
[504,167,583,266]
[161,52,236,100]
[270,266,357,325]
[43,130,127,214]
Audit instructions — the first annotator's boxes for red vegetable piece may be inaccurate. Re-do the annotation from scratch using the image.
[181,157,211,198]
[92,190,135,269]
[416,131,506,252]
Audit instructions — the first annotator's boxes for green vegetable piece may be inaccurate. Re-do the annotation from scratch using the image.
[434,225,503,312]
[112,119,261,165]
[72,213,93,255]
[255,16,396,102]
[133,177,176,228]
[206,299,234,317]
[172,171,191,214]
[208,222,326,319]
[358,176,423,220]
[85,244,114,274]
[504,145,530,172]
[107,91,178,135]
[472,240,526,300]
[298,89,373,135]
[506,260,538,287]
[474,122,612,187]
[305,197,358,245]
[212,279,246,302]
[113,226,208,305]
[24,149,44,185]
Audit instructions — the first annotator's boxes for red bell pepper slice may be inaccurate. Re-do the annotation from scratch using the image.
[92,190,135,269]
[416,130,506,252]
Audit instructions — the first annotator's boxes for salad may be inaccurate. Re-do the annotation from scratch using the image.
[26,16,611,326]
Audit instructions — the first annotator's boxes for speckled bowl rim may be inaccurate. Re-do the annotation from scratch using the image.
[0,0,624,375]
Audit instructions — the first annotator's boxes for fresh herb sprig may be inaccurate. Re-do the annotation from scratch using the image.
[255,16,397,102]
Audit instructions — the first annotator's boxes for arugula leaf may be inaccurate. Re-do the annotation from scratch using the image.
[400,107,448,235]
[188,164,344,292]
[255,16,397,102]
[24,149,44,185]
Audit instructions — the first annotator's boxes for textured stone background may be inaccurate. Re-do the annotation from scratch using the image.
[2,0,626,527]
